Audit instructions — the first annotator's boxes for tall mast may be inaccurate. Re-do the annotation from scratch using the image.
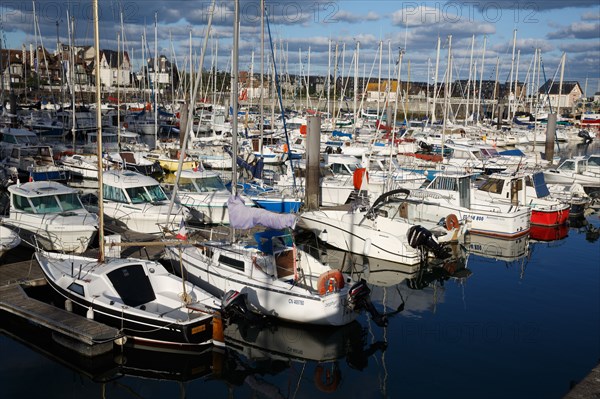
[477,35,487,123]
[432,36,441,123]
[154,12,158,145]
[231,0,239,194]
[441,35,452,160]
[306,46,310,110]
[465,34,475,126]
[513,49,521,119]
[508,29,517,124]
[260,0,264,153]
[353,41,359,129]
[93,0,105,263]
[556,52,566,117]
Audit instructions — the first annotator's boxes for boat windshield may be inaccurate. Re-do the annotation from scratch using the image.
[29,195,62,214]
[195,176,227,192]
[56,192,85,211]
[126,184,168,204]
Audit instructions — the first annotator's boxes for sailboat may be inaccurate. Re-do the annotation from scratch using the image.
[163,1,385,327]
[34,0,224,350]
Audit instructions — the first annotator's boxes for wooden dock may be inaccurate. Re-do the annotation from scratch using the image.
[0,259,119,357]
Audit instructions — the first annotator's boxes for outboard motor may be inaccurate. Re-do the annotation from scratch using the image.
[221,290,262,323]
[407,225,450,260]
[347,279,388,327]
[577,130,593,144]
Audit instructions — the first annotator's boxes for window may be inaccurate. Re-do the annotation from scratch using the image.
[57,193,84,211]
[218,255,245,271]
[199,176,227,192]
[559,161,575,171]
[103,185,128,203]
[146,185,168,202]
[126,186,151,204]
[12,194,32,212]
[67,282,84,296]
[30,195,61,214]
[479,178,504,194]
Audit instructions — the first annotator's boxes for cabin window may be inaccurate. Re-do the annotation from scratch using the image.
[56,193,84,211]
[126,186,152,203]
[218,254,245,271]
[559,161,575,171]
[429,176,457,191]
[67,282,84,296]
[479,178,504,194]
[103,185,128,203]
[30,195,61,214]
[107,264,156,307]
[199,176,227,192]
[12,194,32,212]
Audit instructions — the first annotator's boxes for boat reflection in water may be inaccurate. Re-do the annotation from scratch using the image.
[464,232,530,262]
[529,223,569,242]
[221,319,386,395]
[317,243,471,318]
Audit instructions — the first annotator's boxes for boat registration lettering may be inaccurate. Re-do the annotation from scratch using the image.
[191,325,206,334]
[288,299,304,306]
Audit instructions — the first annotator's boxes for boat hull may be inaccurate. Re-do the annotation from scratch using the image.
[530,207,570,226]
[166,245,359,327]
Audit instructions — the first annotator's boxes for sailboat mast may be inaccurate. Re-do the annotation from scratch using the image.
[154,12,158,145]
[231,0,239,194]
[556,52,566,117]
[477,35,487,123]
[441,35,452,160]
[432,36,441,123]
[93,0,105,262]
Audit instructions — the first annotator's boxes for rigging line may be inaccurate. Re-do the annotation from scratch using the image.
[264,7,295,189]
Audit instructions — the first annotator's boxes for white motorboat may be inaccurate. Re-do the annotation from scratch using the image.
[101,170,191,235]
[35,250,224,349]
[0,224,21,258]
[2,181,98,253]
[300,190,461,265]
[544,155,600,188]
[399,174,531,239]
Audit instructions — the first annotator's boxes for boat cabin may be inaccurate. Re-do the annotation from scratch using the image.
[103,170,169,204]
[9,181,88,215]
[478,172,550,205]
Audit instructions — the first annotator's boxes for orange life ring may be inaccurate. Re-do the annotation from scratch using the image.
[445,214,459,231]
[317,270,344,295]
[314,363,341,393]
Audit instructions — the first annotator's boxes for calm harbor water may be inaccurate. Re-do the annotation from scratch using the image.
[1,142,599,399]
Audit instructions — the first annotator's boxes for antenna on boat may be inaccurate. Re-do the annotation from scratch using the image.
[93,0,105,263]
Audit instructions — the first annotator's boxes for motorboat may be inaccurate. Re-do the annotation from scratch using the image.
[544,155,600,188]
[398,173,531,238]
[101,170,190,235]
[299,189,461,265]
[2,181,98,253]
[476,171,570,226]
[35,250,224,349]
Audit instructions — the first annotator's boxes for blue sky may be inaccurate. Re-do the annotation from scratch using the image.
[1,1,599,96]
